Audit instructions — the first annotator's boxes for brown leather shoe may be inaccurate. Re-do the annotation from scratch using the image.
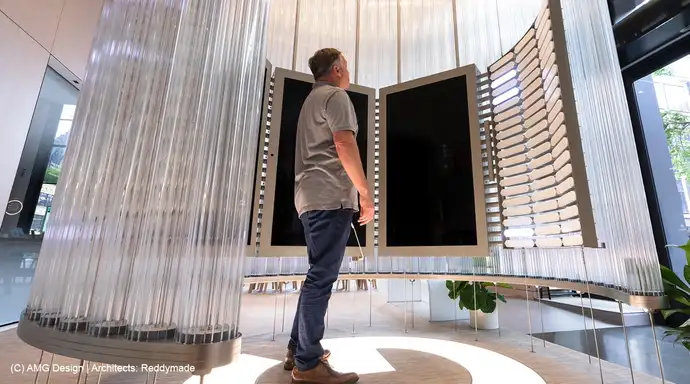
[284,349,331,371]
[291,360,359,384]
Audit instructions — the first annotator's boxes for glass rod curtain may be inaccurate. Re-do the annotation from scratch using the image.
[26,0,269,341]
[265,0,543,87]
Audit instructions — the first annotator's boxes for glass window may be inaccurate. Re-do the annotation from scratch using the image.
[647,54,690,233]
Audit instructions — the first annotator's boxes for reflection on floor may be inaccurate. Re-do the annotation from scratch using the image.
[541,296,650,326]
[0,239,39,326]
[534,326,689,384]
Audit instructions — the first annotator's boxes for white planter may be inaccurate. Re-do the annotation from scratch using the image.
[469,310,499,330]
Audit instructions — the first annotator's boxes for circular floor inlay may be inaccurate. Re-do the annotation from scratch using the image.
[184,336,546,384]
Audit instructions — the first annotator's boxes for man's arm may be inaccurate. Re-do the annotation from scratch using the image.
[333,131,370,198]
[325,90,370,198]
[325,90,374,224]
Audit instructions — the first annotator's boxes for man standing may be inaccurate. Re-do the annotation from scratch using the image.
[283,48,374,384]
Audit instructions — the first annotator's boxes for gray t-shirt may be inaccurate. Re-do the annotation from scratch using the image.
[294,82,359,217]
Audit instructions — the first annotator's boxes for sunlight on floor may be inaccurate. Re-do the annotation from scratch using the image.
[183,336,546,384]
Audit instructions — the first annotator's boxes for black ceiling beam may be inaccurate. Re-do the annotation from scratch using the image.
[611,0,690,70]
[612,0,688,46]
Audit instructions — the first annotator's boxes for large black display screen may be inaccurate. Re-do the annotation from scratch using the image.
[247,67,269,246]
[385,75,477,247]
[271,77,369,248]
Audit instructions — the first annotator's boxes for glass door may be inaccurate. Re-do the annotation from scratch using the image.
[0,67,78,326]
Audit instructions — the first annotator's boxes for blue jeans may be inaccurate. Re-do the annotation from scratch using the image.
[288,208,354,371]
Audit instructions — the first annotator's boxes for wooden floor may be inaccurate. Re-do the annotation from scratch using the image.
[0,282,672,384]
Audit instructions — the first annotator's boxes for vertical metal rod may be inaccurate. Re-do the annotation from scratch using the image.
[291,0,301,71]
[152,372,158,384]
[199,375,205,384]
[271,261,281,341]
[618,301,635,384]
[451,0,460,67]
[145,371,150,384]
[96,370,102,384]
[354,0,361,84]
[649,311,666,383]
[352,278,356,335]
[404,270,408,333]
[536,286,546,347]
[369,278,373,327]
[398,264,407,333]
[453,280,458,332]
[75,360,85,384]
[494,282,501,337]
[579,292,592,364]
[45,354,55,384]
[410,280,415,329]
[281,284,288,332]
[525,284,534,353]
[33,351,44,384]
[396,0,402,83]
[472,262,478,341]
[352,222,365,332]
[83,361,90,384]
[582,251,604,384]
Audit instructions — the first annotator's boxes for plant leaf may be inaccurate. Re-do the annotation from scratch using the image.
[680,238,690,258]
[661,308,690,319]
[483,298,497,313]
[497,293,507,303]
[460,288,477,311]
[661,265,690,294]
[475,289,491,312]
[665,285,690,307]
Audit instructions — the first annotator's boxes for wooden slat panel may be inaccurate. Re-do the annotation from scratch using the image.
[558,191,577,207]
[532,187,557,202]
[534,211,560,224]
[515,28,537,53]
[555,164,572,182]
[536,237,563,247]
[517,42,537,63]
[498,153,527,167]
[529,153,552,170]
[489,51,515,73]
[530,164,554,181]
[554,149,570,170]
[525,119,549,139]
[495,96,521,114]
[560,205,579,220]
[562,235,583,246]
[496,106,522,123]
[497,124,525,140]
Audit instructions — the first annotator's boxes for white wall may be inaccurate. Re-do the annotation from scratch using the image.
[0,0,103,217]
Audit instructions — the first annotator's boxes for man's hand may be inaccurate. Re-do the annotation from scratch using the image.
[358,192,374,225]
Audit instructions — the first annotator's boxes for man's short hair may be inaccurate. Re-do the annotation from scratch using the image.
[308,48,341,80]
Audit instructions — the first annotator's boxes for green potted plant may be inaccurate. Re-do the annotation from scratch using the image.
[446,280,509,330]
[660,240,690,351]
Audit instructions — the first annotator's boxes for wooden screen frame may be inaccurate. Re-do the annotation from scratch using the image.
[259,68,376,258]
[378,65,490,257]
